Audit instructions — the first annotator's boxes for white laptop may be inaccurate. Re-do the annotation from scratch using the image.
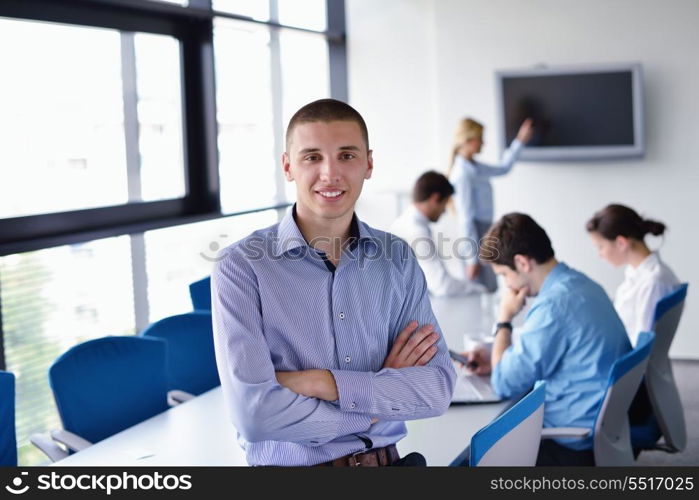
[451,367,502,404]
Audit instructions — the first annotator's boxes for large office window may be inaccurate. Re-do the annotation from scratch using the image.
[0,0,346,465]
[214,19,331,213]
[0,18,185,218]
[144,209,277,322]
[0,237,136,465]
[214,19,278,213]
[278,0,327,31]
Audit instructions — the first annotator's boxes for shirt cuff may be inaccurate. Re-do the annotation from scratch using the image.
[330,369,374,413]
[336,412,373,437]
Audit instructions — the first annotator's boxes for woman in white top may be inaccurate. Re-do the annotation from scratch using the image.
[586,204,680,346]
[447,117,533,292]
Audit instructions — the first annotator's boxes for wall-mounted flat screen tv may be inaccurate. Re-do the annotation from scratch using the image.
[496,63,644,161]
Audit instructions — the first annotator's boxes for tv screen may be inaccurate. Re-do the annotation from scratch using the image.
[496,63,644,161]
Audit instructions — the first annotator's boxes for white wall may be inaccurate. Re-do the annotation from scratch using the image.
[347,0,699,358]
[346,0,440,229]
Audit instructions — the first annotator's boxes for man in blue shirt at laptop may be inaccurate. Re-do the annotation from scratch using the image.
[465,213,630,465]
[212,99,456,466]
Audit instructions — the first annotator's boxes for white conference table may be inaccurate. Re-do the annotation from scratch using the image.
[56,296,506,466]
[55,386,507,467]
[430,294,488,350]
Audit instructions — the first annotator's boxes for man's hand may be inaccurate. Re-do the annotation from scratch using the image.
[383,321,440,369]
[466,263,480,281]
[498,286,529,323]
[275,369,338,401]
[516,118,534,144]
[461,348,492,375]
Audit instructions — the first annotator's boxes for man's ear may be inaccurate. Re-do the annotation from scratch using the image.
[364,149,374,180]
[429,192,443,205]
[513,254,531,273]
[282,152,294,182]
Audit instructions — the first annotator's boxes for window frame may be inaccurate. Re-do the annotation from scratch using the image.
[0,0,346,256]
[0,0,346,363]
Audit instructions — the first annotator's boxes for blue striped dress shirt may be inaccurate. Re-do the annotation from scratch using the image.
[211,206,456,466]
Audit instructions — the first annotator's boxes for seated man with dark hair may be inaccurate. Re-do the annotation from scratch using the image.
[391,171,484,297]
[464,212,630,465]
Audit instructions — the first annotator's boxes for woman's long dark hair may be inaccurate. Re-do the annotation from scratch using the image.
[586,204,666,241]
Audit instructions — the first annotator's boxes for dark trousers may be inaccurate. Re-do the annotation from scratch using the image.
[536,440,595,466]
[393,452,427,466]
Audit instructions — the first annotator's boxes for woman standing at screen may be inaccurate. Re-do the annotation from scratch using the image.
[586,204,680,345]
[447,117,533,292]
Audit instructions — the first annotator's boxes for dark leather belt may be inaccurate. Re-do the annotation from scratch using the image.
[316,445,400,467]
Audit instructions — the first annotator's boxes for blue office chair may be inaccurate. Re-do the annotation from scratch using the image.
[542,331,656,466]
[450,381,546,466]
[635,283,689,451]
[141,312,220,397]
[40,336,170,456]
[1,371,18,466]
[189,276,211,311]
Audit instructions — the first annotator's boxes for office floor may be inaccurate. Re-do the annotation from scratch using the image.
[636,360,699,465]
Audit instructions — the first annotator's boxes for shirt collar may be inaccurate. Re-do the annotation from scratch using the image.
[408,204,431,226]
[273,204,372,257]
[625,252,660,280]
[538,261,569,296]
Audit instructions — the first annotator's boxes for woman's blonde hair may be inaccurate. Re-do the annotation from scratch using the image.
[447,118,484,177]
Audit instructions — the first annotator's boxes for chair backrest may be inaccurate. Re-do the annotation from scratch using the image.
[189,276,212,311]
[49,336,170,444]
[652,283,688,359]
[141,312,220,395]
[645,283,688,451]
[593,331,655,466]
[469,381,546,466]
[0,371,17,466]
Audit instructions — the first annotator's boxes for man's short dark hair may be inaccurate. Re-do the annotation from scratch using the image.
[286,98,369,151]
[412,171,454,202]
[479,213,555,269]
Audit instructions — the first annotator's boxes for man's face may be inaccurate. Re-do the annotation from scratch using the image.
[491,261,533,296]
[283,120,373,222]
[425,194,450,222]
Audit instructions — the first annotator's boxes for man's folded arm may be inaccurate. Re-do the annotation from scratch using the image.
[330,360,455,420]
[331,241,456,420]
[211,249,372,445]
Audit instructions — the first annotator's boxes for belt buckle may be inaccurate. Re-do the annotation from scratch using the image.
[348,449,367,467]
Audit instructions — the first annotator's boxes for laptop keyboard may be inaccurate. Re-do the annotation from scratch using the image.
[452,372,499,402]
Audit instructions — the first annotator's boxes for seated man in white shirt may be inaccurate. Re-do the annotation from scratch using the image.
[391,171,485,297]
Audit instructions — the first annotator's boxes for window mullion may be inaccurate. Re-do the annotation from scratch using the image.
[130,234,150,332]
[268,0,287,210]
[120,31,143,202]
[327,0,347,101]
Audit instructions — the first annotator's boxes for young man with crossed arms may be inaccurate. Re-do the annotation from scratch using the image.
[212,99,456,466]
